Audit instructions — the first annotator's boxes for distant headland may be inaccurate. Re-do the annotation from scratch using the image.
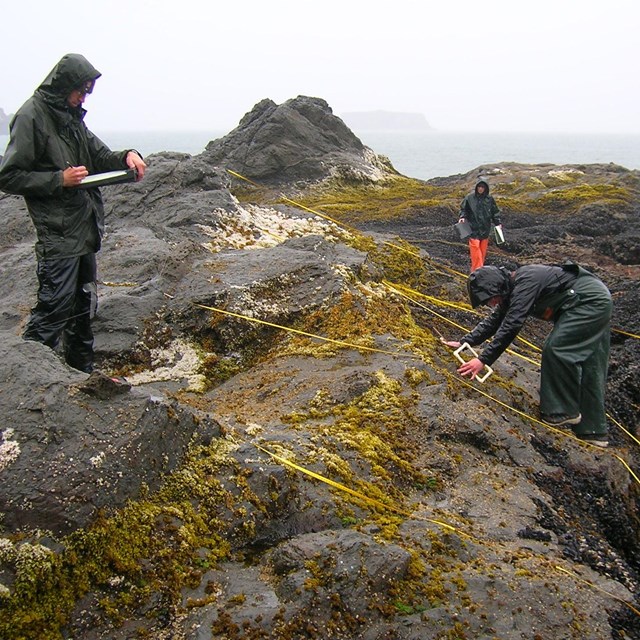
[340,109,433,131]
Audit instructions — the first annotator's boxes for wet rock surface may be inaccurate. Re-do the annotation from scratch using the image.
[0,99,638,639]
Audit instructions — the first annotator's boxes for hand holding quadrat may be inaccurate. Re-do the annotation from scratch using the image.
[441,339,493,382]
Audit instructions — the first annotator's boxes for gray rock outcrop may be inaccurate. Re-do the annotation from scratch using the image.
[0,332,220,534]
[0,96,638,640]
[203,95,397,184]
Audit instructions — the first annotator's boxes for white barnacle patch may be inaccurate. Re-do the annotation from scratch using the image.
[548,168,585,180]
[331,263,356,288]
[245,422,264,436]
[124,338,207,392]
[199,203,335,252]
[89,451,106,468]
[234,287,288,319]
[0,428,20,472]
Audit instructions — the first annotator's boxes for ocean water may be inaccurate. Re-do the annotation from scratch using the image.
[1,130,638,181]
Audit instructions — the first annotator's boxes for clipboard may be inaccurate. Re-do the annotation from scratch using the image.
[76,168,137,189]
[493,225,505,245]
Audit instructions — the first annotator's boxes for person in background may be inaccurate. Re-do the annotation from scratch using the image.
[458,178,502,271]
[0,53,146,373]
[443,263,612,447]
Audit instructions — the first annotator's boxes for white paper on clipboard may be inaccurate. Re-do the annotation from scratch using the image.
[76,169,137,189]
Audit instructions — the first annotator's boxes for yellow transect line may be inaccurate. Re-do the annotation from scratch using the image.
[251,441,638,618]
[383,281,468,333]
[382,241,468,279]
[226,169,263,188]
[252,443,470,539]
[554,566,640,617]
[607,414,640,447]
[451,373,640,485]
[227,169,359,232]
[613,328,640,340]
[194,303,419,359]
[385,279,476,313]
[388,281,639,443]
[228,168,640,343]
[224,168,638,449]
[196,299,638,465]
[224,166,639,615]
[279,195,362,234]
[383,281,542,367]
[390,280,542,353]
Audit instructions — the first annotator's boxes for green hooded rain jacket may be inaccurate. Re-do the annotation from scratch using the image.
[0,54,130,259]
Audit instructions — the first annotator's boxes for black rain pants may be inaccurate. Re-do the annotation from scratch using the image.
[539,273,612,436]
[23,253,97,373]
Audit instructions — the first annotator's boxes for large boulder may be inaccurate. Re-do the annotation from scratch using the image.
[0,332,220,535]
[202,95,397,184]
[0,97,639,640]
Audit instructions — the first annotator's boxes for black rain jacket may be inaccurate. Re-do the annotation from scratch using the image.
[459,179,501,240]
[0,54,130,259]
[461,264,580,365]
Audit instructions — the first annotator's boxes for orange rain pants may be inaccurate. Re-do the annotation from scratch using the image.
[468,238,489,272]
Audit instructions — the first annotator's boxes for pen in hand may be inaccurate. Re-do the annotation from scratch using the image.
[63,161,89,187]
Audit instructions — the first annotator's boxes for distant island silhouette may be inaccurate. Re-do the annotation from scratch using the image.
[340,109,433,131]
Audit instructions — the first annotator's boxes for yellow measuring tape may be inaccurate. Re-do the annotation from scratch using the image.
[386,241,468,279]
[555,566,640,617]
[452,373,640,484]
[223,166,639,616]
[251,440,639,618]
[225,167,639,449]
[613,327,640,340]
[194,303,420,359]
[252,443,469,538]
[226,169,361,234]
[383,281,542,367]
[196,299,638,474]
[388,280,542,353]
[227,168,640,344]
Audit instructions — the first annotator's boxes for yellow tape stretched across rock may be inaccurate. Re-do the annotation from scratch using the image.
[251,441,639,619]
[452,373,640,485]
[195,303,420,359]
[252,442,469,539]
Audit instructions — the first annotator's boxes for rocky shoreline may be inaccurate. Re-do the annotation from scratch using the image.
[0,96,638,639]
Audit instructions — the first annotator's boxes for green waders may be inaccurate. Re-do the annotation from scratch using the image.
[539,273,612,435]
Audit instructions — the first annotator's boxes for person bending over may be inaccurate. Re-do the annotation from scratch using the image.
[443,263,612,447]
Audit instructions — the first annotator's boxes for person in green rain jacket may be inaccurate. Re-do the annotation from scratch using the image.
[443,263,612,447]
[0,53,146,373]
[458,179,502,272]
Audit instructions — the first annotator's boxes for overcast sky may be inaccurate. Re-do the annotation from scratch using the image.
[2,0,639,134]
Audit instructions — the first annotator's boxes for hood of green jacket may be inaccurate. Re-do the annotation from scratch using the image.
[35,54,101,110]
[467,265,512,308]
[475,179,490,195]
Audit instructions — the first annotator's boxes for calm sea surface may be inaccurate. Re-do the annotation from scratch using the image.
[1,130,638,181]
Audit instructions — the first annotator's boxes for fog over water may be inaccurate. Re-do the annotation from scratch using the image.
[3,128,638,182]
[1,0,639,136]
